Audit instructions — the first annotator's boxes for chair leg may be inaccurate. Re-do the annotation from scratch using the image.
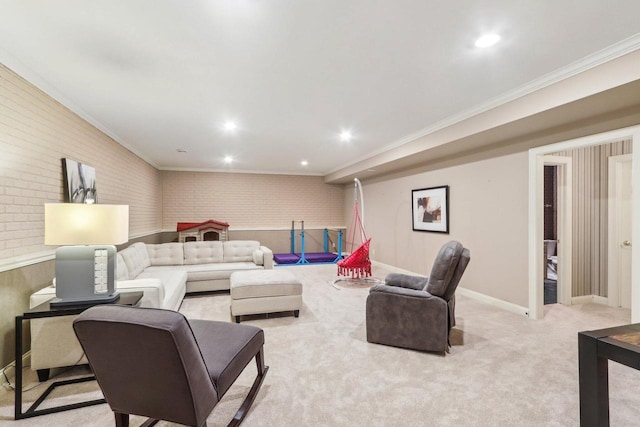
[114,412,129,427]
[116,412,159,427]
[255,346,266,374]
[36,368,50,382]
[227,347,269,427]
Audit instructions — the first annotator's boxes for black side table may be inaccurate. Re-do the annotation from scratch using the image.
[14,291,143,420]
[578,323,640,427]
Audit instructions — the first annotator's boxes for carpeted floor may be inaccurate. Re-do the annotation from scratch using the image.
[0,264,637,426]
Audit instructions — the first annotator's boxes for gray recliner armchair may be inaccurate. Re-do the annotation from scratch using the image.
[366,240,470,353]
[73,305,268,427]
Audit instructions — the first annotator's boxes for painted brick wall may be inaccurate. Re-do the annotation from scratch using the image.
[0,64,162,263]
[162,171,345,230]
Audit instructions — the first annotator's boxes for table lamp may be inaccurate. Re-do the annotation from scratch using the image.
[44,203,129,307]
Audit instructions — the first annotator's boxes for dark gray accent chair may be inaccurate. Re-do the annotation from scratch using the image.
[366,240,470,353]
[73,305,268,427]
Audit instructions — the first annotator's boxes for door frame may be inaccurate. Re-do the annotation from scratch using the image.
[528,125,640,320]
[543,156,572,306]
[608,154,633,308]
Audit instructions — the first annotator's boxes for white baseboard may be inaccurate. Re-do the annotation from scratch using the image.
[0,351,30,387]
[371,260,426,276]
[371,260,530,317]
[456,287,531,317]
[572,295,609,305]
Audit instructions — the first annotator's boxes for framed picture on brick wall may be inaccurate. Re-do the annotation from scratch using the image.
[62,158,98,204]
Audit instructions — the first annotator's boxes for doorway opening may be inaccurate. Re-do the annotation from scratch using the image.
[528,125,639,320]
[543,165,558,305]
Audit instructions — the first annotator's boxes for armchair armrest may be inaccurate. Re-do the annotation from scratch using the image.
[384,273,427,291]
[370,284,432,298]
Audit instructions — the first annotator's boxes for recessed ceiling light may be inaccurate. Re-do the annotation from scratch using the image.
[340,130,352,142]
[301,160,309,166]
[223,121,237,132]
[475,34,500,48]
[224,155,233,164]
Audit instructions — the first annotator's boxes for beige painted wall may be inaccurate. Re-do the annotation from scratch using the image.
[0,260,53,366]
[162,171,345,230]
[349,151,530,307]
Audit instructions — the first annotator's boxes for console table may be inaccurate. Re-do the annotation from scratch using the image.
[14,291,143,420]
[578,323,640,427]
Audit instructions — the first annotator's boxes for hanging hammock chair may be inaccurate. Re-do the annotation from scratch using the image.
[337,238,372,278]
[337,179,372,279]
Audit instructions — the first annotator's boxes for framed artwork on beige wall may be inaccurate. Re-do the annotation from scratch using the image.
[412,185,449,233]
[62,158,98,204]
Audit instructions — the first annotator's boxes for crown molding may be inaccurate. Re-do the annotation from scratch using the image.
[159,166,324,177]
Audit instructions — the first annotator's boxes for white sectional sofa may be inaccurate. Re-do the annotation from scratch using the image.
[29,240,274,379]
[129,240,275,293]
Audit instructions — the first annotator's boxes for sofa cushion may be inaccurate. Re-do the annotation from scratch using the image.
[132,242,151,267]
[184,241,223,265]
[146,243,184,266]
[252,249,264,266]
[137,269,187,310]
[223,240,260,263]
[145,262,262,282]
[116,253,129,282]
[120,242,151,279]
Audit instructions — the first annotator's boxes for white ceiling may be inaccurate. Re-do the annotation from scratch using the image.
[1,1,639,177]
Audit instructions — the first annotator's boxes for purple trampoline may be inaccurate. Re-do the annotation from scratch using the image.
[273,252,340,265]
[273,253,300,264]
[274,222,343,265]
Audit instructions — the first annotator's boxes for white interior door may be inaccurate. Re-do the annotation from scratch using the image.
[608,154,632,308]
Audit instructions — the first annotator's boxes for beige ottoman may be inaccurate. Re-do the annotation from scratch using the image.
[230,269,303,323]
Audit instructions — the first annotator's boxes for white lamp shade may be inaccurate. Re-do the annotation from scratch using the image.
[44,204,129,245]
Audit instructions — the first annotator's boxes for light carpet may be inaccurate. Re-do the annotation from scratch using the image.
[1,264,637,426]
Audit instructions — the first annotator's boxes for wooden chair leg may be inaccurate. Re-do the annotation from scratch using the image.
[227,347,269,427]
[255,347,266,374]
[115,412,129,427]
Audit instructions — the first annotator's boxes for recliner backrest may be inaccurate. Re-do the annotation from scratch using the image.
[73,305,218,427]
[441,248,470,302]
[425,241,464,298]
